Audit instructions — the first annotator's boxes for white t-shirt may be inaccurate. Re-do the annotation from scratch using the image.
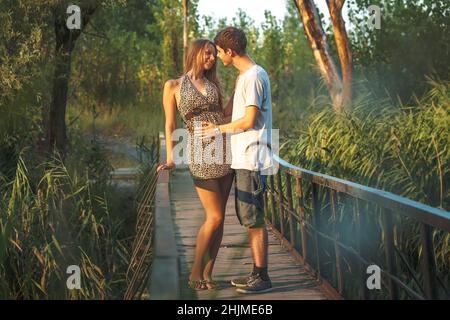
[230,64,273,172]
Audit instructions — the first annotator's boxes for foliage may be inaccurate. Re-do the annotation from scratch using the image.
[347,0,450,102]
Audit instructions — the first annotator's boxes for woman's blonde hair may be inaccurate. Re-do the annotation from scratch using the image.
[184,39,223,107]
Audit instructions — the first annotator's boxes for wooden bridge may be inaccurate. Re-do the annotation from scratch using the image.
[129,133,450,300]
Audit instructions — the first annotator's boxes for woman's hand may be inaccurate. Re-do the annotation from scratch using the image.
[157,162,175,173]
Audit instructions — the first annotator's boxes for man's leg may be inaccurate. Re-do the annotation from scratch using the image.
[233,169,272,293]
[248,226,268,273]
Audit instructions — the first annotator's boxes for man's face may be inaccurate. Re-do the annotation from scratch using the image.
[215,45,232,66]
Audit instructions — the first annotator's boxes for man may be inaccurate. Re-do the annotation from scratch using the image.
[195,27,274,293]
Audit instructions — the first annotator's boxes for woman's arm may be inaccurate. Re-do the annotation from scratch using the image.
[157,80,178,172]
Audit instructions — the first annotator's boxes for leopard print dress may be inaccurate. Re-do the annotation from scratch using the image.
[177,75,233,180]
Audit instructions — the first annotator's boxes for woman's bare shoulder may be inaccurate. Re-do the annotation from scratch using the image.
[164,77,183,92]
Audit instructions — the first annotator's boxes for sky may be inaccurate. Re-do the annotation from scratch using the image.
[197,0,288,26]
[197,0,350,28]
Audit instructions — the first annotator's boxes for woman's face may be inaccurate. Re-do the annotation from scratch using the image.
[202,43,216,71]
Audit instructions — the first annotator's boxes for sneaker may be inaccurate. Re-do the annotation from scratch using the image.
[230,273,258,288]
[236,275,272,294]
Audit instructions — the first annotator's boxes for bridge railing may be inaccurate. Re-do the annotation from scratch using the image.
[264,155,450,300]
[148,133,180,299]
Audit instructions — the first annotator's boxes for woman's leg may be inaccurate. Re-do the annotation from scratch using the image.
[202,172,235,284]
[189,180,224,284]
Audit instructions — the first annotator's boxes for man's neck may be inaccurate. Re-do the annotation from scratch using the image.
[232,54,256,75]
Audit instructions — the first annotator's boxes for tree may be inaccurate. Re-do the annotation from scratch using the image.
[0,0,54,174]
[46,1,101,156]
[71,0,159,112]
[155,0,184,80]
[261,11,284,104]
[293,0,353,113]
[348,0,450,101]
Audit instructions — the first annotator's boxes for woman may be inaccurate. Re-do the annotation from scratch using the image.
[157,39,234,290]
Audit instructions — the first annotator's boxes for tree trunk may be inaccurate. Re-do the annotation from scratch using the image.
[47,18,73,156]
[293,0,352,113]
[46,3,98,156]
[327,0,353,108]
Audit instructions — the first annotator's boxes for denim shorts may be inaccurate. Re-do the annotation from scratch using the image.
[234,169,267,228]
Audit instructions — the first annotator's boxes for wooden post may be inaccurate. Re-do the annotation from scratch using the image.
[285,174,296,247]
[270,175,277,226]
[263,187,268,219]
[354,199,368,299]
[330,190,344,295]
[311,182,322,278]
[420,224,438,299]
[277,170,285,237]
[382,209,398,299]
[296,177,308,263]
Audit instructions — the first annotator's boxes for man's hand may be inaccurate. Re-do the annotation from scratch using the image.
[193,121,220,140]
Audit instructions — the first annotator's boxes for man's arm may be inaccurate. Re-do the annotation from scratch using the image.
[194,106,258,140]
[195,75,264,139]
[219,106,258,133]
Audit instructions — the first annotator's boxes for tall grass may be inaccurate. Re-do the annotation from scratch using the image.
[0,152,132,299]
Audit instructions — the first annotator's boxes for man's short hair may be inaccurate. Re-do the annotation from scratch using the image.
[214,27,247,56]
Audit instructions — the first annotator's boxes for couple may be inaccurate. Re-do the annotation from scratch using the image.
[157,27,273,294]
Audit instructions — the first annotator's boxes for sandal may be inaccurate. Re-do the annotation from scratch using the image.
[204,280,219,290]
[188,279,207,290]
